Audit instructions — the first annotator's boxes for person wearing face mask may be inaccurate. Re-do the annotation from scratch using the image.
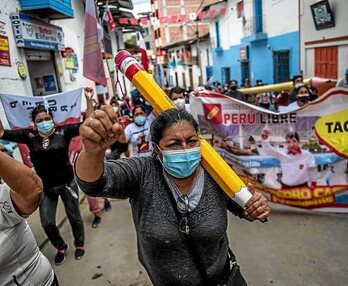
[168,86,191,112]
[0,103,89,266]
[279,85,311,113]
[336,68,348,88]
[288,75,304,103]
[226,80,247,102]
[75,107,270,286]
[119,105,155,157]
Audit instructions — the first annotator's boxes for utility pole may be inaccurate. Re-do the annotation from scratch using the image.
[195,20,203,86]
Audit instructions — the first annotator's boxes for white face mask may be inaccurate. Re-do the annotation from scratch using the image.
[113,106,119,113]
[295,82,303,89]
[173,98,186,110]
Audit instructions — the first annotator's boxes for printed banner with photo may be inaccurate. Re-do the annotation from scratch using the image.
[0,88,83,167]
[190,88,348,212]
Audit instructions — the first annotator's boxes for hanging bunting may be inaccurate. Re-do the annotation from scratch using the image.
[180,14,188,22]
[118,18,128,24]
[150,17,158,26]
[130,18,138,25]
[209,9,216,18]
[159,16,168,24]
[219,7,227,15]
[189,12,197,21]
[140,17,149,25]
[171,15,179,23]
[197,11,206,20]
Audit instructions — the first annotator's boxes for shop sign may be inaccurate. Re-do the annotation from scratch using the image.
[0,21,6,35]
[240,46,249,62]
[10,13,64,51]
[17,62,27,79]
[62,47,78,70]
[64,55,79,70]
[43,75,57,92]
[57,63,63,75]
[0,35,11,66]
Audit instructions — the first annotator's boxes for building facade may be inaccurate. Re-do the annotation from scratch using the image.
[0,0,135,127]
[207,0,300,87]
[151,0,216,88]
[299,0,348,80]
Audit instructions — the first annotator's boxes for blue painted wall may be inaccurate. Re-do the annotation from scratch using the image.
[212,31,299,86]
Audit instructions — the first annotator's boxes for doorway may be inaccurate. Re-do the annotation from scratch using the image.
[314,46,338,79]
[25,49,61,96]
[273,50,290,83]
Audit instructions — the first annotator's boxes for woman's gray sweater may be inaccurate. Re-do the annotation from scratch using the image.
[75,156,245,286]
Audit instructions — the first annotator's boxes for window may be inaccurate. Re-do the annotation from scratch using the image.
[221,67,230,85]
[273,51,290,83]
[215,22,220,48]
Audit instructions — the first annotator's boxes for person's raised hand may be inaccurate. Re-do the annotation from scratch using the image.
[84,87,94,99]
[244,183,271,222]
[79,105,123,154]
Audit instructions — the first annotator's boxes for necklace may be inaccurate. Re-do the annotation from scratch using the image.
[39,128,55,150]
[42,137,50,149]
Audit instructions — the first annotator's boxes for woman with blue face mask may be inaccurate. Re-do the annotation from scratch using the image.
[119,105,155,157]
[0,104,87,266]
[75,107,271,286]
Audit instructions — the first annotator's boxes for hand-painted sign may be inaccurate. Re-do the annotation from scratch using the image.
[0,35,11,66]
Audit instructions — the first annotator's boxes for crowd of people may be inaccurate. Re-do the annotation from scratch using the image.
[204,74,323,112]
[0,84,271,285]
[1,66,347,284]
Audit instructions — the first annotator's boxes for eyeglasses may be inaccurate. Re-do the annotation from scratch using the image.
[177,195,190,235]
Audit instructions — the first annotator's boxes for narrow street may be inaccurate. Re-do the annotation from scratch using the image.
[35,198,348,286]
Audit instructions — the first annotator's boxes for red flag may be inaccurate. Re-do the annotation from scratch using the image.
[119,18,128,24]
[138,32,148,72]
[104,5,115,30]
[83,0,107,86]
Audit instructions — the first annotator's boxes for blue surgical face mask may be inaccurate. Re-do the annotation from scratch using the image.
[134,115,146,126]
[157,146,201,178]
[36,120,54,134]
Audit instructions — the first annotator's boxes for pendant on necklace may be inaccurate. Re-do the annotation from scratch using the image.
[42,137,50,149]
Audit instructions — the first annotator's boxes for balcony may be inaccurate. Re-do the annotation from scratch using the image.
[18,0,74,19]
[241,14,267,43]
[182,56,198,66]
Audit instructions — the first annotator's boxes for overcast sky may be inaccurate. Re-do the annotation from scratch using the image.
[132,0,151,16]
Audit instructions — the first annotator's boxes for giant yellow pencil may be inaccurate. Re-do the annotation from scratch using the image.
[115,51,251,207]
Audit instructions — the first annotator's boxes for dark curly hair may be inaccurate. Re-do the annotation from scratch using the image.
[150,108,199,145]
[31,105,54,122]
